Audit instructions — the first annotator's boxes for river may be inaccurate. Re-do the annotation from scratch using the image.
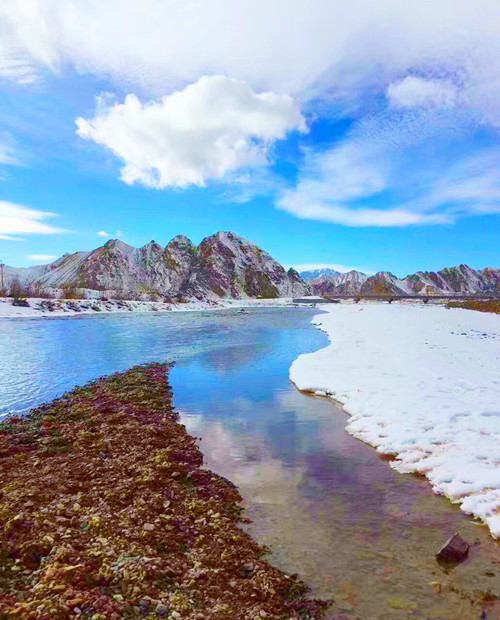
[0,308,498,618]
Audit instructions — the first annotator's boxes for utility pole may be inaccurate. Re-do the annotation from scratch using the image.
[0,260,4,293]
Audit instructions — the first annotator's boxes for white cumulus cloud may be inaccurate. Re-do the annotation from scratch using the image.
[0,201,67,239]
[97,230,109,237]
[387,76,458,109]
[76,76,306,189]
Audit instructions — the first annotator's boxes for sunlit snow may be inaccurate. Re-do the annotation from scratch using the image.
[290,303,500,537]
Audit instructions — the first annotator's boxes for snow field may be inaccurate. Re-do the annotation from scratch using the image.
[289,303,500,537]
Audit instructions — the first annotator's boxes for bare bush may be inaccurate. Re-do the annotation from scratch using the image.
[8,277,28,299]
[62,284,79,299]
[26,281,54,299]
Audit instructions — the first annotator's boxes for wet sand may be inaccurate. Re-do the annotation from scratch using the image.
[186,390,500,619]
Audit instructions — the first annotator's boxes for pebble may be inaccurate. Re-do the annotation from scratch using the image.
[240,563,254,578]
[171,612,181,619]
[143,523,155,531]
[156,604,168,617]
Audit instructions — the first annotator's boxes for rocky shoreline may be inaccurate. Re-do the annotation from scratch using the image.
[0,364,329,619]
[0,297,306,319]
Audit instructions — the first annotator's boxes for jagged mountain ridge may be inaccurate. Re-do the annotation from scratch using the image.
[5,232,309,300]
[310,265,500,297]
[306,271,368,296]
[299,268,340,281]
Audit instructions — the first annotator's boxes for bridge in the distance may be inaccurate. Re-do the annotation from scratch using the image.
[292,293,500,304]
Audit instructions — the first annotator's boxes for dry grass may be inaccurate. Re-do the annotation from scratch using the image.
[446,299,500,314]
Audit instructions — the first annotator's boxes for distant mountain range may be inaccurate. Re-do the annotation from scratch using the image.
[302,265,499,297]
[299,267,341,281]
[4,232,308,300]
[4,233,498,301]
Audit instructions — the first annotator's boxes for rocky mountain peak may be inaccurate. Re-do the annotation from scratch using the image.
[166,235,196,249]
[7,233,496,300]
[299,268,341,281]
[100,239,135,257]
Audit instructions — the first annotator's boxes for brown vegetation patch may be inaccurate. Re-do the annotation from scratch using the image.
[0,364,329,619]
[446,300,500,314]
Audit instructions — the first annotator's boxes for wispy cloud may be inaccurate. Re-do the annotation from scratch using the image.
[2,1,500,120]
[398,151,500,219]
[276,139,448,227]
[0,201,68,239]
[276,101,500,228]
[28,254,58,262]
[0,133,19,167]
[387,76,459,110]
[0,56,40,85]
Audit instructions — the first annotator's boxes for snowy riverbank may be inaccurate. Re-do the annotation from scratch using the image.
[290,303,500,538]
[0,296,309,318]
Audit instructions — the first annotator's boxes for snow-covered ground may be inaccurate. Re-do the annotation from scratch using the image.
[0,295,313,318]
[290,303,500,538]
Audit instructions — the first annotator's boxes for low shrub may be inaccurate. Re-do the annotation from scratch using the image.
[446,299,500,314]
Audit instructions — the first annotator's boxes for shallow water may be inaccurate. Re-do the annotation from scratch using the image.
[1,308,499,618]
[0,308,322,417]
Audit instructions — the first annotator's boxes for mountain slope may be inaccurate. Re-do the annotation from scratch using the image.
[5,252,91,288]
[311,271,368,296]
[4,232,309,300]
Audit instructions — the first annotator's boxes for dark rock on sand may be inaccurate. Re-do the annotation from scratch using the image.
[436,532,469,564]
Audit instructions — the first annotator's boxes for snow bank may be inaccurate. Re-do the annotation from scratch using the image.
[0,296,300,319]
[290,303,500,537]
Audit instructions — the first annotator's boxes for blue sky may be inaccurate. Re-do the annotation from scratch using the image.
[0,1,499,276]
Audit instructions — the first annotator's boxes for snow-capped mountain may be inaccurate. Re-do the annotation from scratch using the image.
[299,268,341,281]
[4,232,308,300]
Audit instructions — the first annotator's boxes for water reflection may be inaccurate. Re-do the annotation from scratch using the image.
[198,341,273,374]
[173,339,500,619]
[0,308,318,416]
